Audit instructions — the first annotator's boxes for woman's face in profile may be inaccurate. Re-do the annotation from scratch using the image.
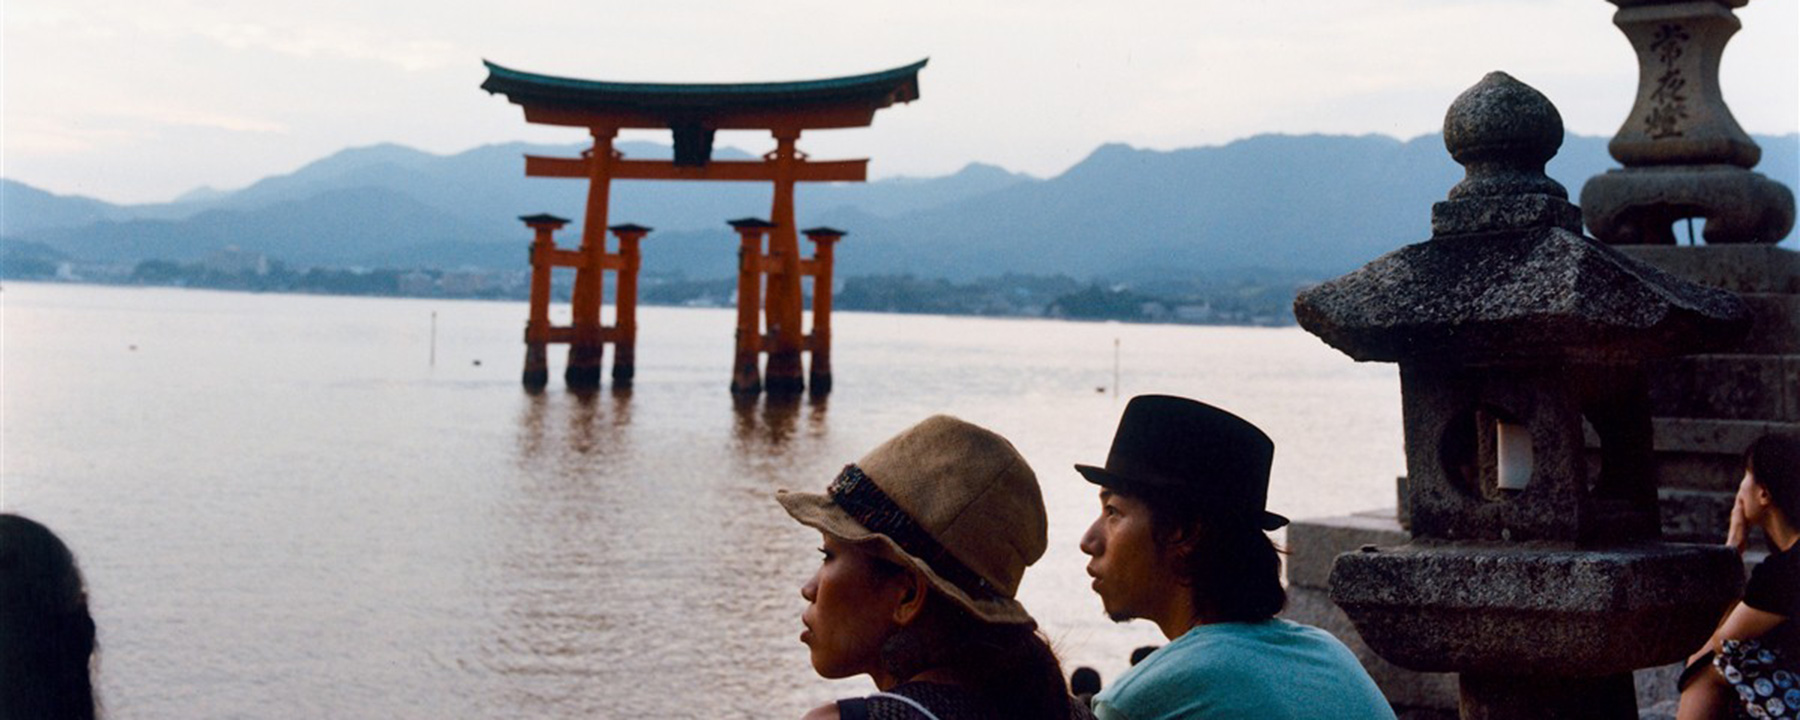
[799,532,907,679]
[1737,466,1771,527]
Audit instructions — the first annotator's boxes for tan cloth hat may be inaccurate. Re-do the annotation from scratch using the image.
[776,415,1048,625]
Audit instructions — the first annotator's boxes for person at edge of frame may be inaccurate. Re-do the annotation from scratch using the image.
[1678,434,1800,720]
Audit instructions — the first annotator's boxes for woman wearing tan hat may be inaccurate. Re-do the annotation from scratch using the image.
[777,415,1086,720]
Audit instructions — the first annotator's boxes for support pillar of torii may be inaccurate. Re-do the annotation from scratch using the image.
[518,213,653,390]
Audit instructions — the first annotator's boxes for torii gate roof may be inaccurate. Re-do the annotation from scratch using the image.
[480,59,926,131]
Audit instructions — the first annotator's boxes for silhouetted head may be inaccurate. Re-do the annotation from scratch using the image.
[1070,666,1102,696]
[0,514,97,720]
[1748,434,1800,522]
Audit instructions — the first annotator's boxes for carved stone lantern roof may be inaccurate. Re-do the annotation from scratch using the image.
[1297,72,1748,366]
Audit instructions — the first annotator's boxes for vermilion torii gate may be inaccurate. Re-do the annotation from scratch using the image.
[481,59,925,394]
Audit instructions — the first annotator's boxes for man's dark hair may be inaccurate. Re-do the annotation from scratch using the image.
[1131,487,1286,623]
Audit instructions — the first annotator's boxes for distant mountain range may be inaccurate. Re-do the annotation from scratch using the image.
[5,133,1795,283]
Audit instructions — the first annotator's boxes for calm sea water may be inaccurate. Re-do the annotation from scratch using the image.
[2,281,1402,718]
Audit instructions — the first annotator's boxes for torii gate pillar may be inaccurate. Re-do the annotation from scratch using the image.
[729,218,774,394]
[762,130,807,394]
[804,226,847,395]
[521,213,570,389]
[609,223,652,386]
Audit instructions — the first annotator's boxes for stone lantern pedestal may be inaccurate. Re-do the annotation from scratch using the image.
[1296,72,1751,719]
[1333,544,1738,717]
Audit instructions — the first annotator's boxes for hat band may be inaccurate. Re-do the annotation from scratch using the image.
[828,464,1002,602]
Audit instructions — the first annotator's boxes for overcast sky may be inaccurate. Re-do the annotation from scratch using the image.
[6,0,1796,204]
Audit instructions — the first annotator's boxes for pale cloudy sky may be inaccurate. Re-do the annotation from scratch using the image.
[5,0,1796,204]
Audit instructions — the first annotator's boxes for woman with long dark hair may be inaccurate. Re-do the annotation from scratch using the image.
[0,513,99,720]
[777,415,1086,719]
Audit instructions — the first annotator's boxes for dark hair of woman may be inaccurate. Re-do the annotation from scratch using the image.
[1138,489,1286,624]
[0,513,99,720]
[869,561,1076,720]
[1748,434,1800,522]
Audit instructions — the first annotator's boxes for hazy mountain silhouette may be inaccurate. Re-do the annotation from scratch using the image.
[5,133,1793,280]
[829,133,1795,281]
[19,186,498,267]
[1,180,136,236]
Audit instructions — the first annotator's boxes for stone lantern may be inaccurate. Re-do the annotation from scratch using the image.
[1295,72,1752,718]
[1580,0,1795,246]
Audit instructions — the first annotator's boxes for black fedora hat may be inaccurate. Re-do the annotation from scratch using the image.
[1076,395,1288,531]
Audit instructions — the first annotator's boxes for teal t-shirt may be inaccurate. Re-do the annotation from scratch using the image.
[1092,619,1396,720]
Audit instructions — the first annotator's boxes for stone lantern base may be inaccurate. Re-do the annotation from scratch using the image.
[1329,541,1741,718]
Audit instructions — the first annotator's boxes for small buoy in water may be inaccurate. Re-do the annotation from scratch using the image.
[1095,386,1106,393]
[472,360,482,367]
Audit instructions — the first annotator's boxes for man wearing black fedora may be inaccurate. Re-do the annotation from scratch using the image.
[1077,395,1394,719]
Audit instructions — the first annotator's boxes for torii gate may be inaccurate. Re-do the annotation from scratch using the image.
[481,59,925,394]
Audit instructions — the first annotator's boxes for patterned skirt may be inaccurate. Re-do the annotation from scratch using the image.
[1718,638,1800,719]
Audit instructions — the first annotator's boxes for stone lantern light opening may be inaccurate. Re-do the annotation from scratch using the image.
[1444,407,1540,501]
[1494,417,1533,493]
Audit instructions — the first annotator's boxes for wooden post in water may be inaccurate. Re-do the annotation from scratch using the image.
[763,129,807,394]
[520,213,571,389]
[608,223,651,386]
[802,227,846,395]
[729,218,775,394]
[566,128,617,390]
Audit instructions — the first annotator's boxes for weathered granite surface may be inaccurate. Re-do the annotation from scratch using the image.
[1603,0,1757,169]
[1295,227,1749,366]
[1329,541,1741,675]
[1619,246,1800,294]
[1623,245,1800,541]
[1294,72,1751,719]
[1584,166,1796,245]
[1440,72,1569,204]
[1579,0,1795,244]
[1284,510,1761,717]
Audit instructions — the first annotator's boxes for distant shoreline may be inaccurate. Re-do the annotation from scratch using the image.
[1,274,1303,328]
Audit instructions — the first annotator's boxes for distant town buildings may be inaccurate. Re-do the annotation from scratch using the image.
[202,246,269,276]
[2,241,1301,326]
